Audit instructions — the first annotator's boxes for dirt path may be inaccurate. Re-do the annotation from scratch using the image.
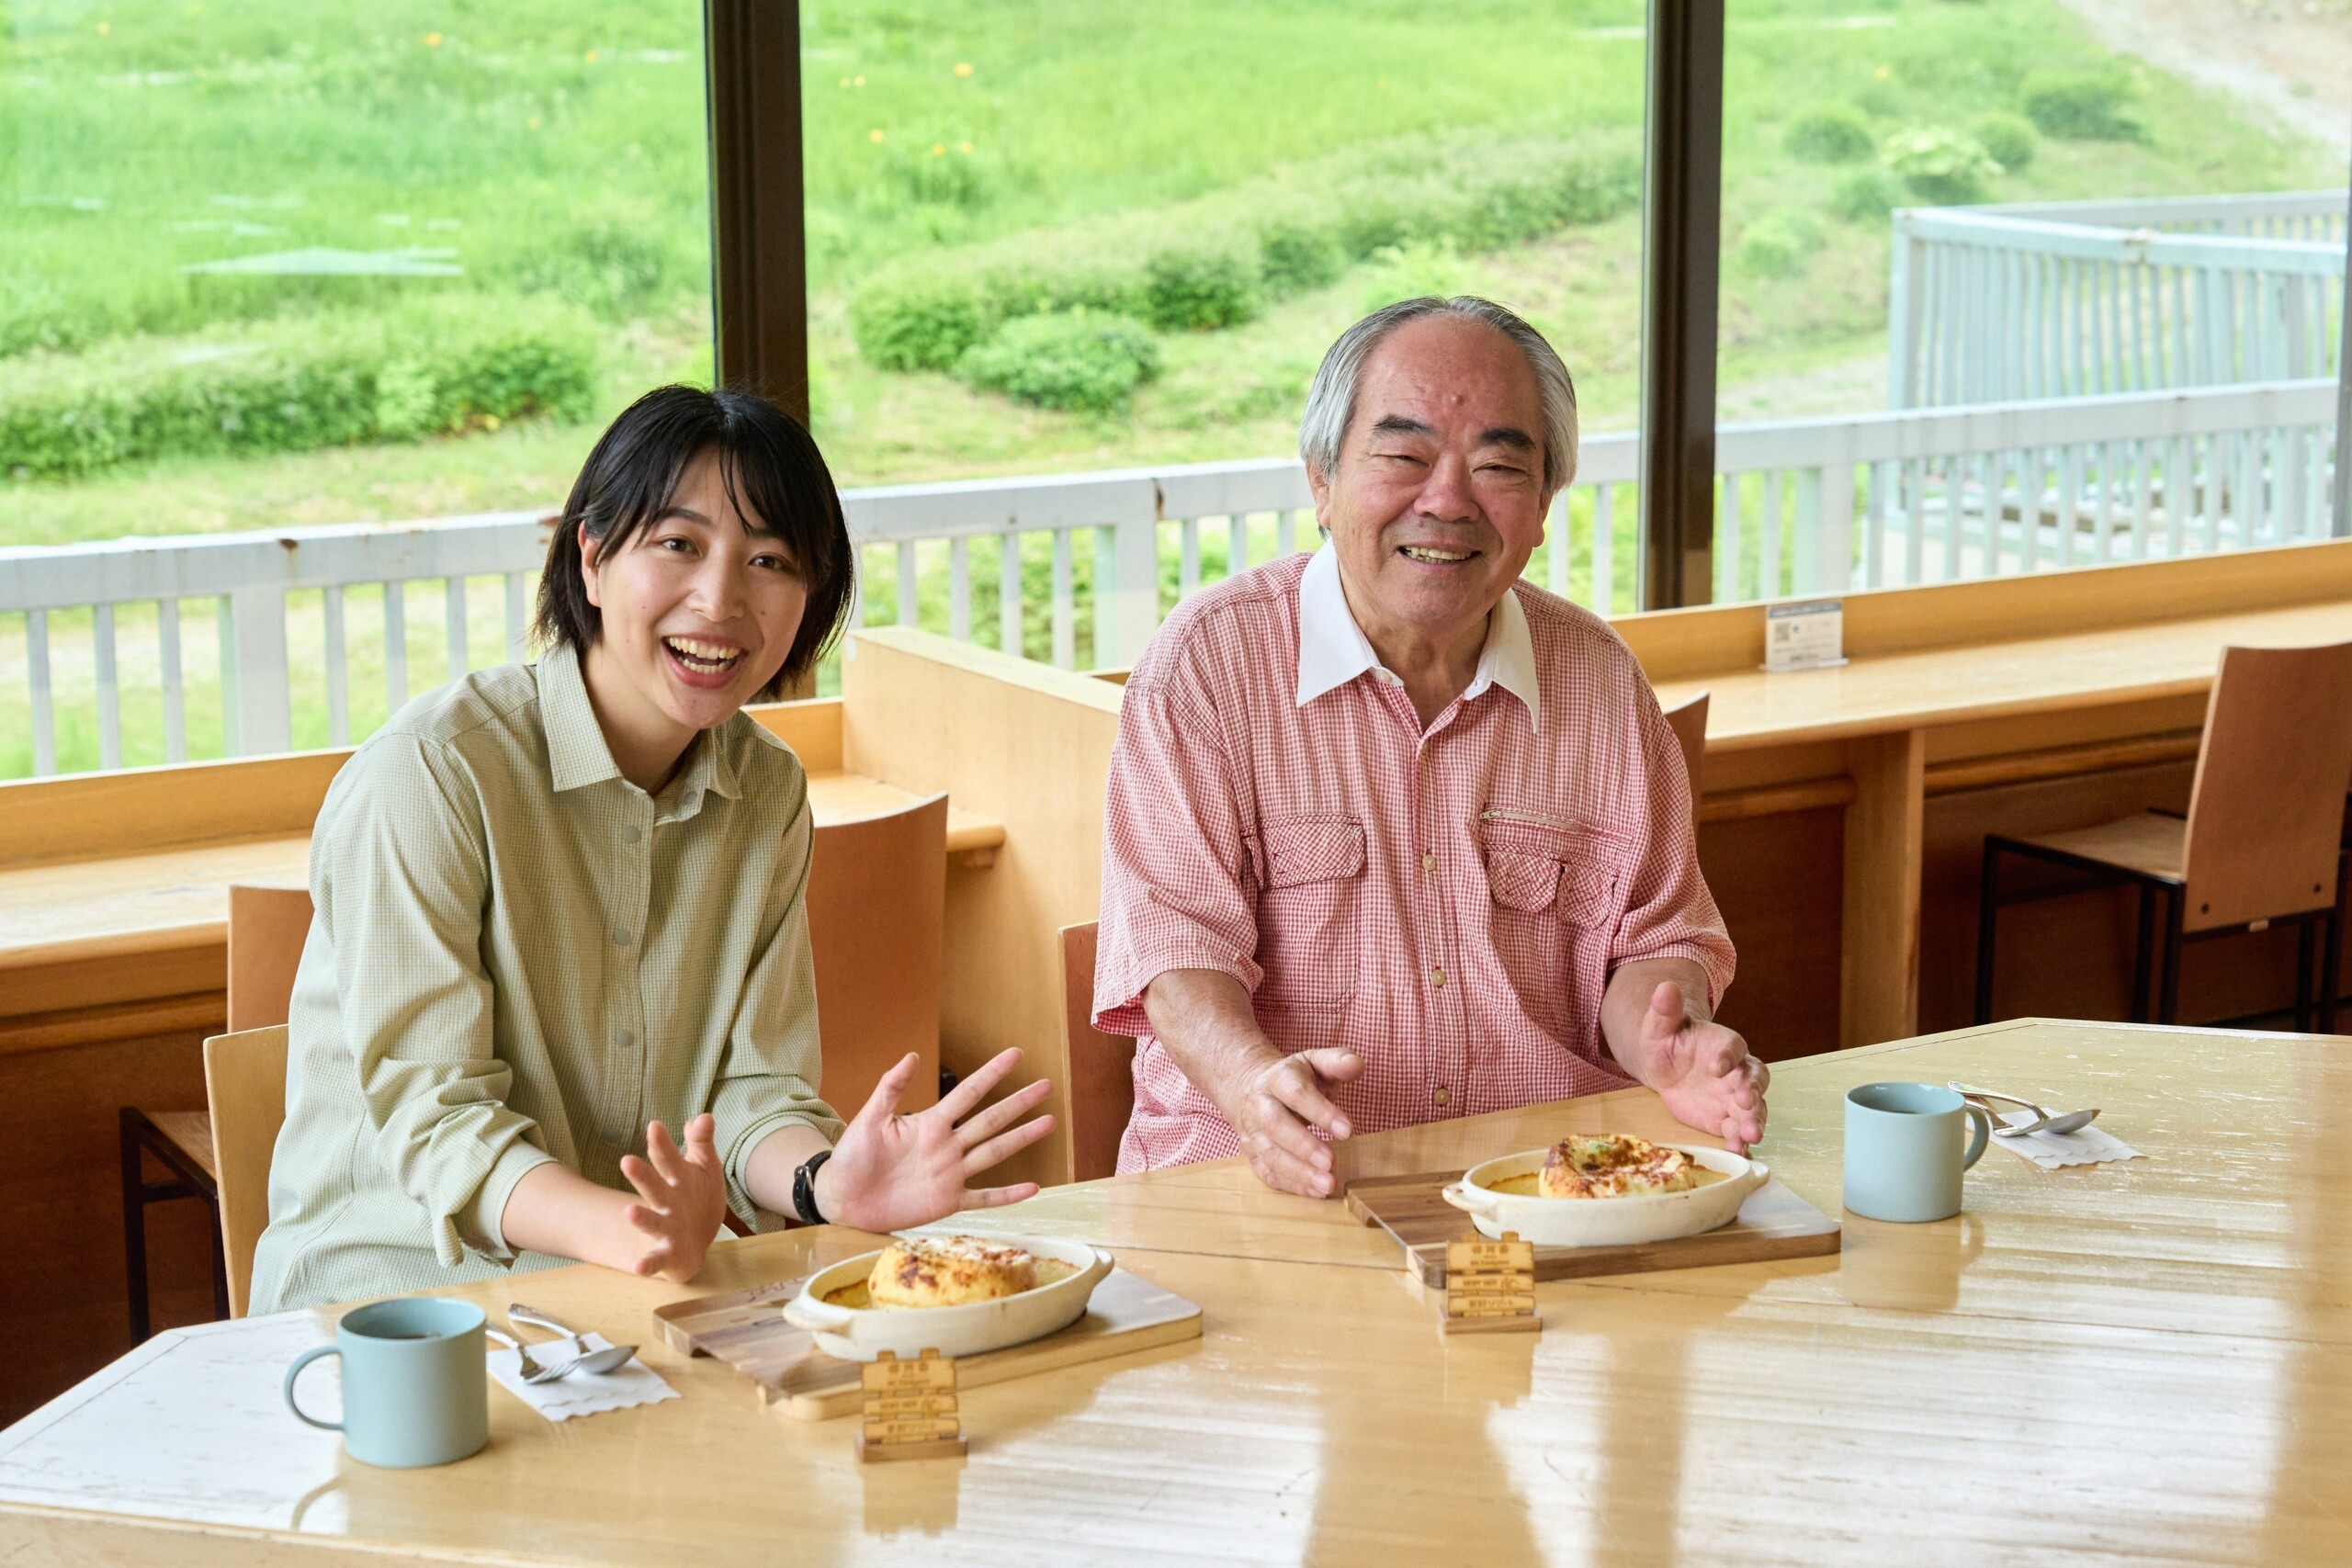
[2058,0,2352,158]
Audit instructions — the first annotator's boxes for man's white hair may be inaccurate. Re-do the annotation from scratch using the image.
[1297,295,1579,497]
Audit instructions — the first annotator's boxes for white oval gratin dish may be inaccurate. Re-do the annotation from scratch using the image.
[1441,1145,1768,1247]
[780,1235,1114,1362]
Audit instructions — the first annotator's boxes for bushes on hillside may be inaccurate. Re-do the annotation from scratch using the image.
[1968,112,2038,173]
[1883,127,2003,205]
[2021,70,2143,141]
[956,310,1161,413]
[1784,106,1876,164]
[1832,167,1903,221]
[0,299,598,479]
[850,130,1641,372]
[1738,209,1825,277]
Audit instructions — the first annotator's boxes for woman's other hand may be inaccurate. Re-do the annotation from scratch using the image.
[616,1114,729,1280]
[813,1048,1056,1233]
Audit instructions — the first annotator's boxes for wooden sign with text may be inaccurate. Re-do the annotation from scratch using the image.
[854,1348,967,1461]
[1441,1232,1539,1336]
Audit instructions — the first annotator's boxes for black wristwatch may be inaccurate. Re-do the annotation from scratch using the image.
[792,1148,832,1225]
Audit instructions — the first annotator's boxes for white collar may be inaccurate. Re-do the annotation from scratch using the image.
[1294,543,1541,731]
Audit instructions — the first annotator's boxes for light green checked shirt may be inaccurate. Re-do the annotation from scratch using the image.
[250,640,842,1314]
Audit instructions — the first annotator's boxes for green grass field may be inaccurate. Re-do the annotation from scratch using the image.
[1,0,2339,773]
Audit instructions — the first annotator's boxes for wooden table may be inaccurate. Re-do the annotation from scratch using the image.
[4,1017,2345,1565]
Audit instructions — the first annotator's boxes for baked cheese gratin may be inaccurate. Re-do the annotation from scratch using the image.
[1536,1134,1702,1200]
[866,1235,1039,1307]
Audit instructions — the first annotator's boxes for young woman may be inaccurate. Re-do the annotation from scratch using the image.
[250,386,1053,1313]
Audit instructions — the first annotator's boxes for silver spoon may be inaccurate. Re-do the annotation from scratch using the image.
[485,1327,573,1385]
[1948,1082,2100,1137]
[507,1303,638,1377]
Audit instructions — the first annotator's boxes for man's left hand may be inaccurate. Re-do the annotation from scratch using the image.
[1634,982,1769,1153]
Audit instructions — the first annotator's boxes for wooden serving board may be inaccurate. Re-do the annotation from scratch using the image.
[651,1267,1201,1421]
[1345,1172,1840,1288]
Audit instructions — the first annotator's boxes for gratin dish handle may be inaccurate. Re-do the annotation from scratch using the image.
[1440,1181,1499,1216]
[1727,1158,1770,1203]
[780,1287,852,1335]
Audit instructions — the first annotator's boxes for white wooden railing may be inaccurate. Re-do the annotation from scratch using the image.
[1,378,2339,778]
[1890,191,2346,409]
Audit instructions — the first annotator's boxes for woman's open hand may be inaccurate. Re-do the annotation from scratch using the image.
[813,1048,1056,1233]
[617,1114,729,1280]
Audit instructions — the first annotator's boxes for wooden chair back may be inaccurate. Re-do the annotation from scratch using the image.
[227,884,313,1032]
[808,794,946,1119]
[201,1024,288,1318]
[1056,922,1136,1183]
[2181,641,2352,933]
[1662,690,1710,803]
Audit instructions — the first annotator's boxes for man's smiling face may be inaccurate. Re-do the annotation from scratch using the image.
[1310,312,1551,650]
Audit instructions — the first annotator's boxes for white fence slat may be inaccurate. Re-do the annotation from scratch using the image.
[1545,493,1568,597]
[1863,462,1887,588]
[446,577,469,678]
[1276,509,1297,558]
[1227,513,1249,579]
[897,541,919,627]
[159,597,185,764]
[1591,484,1614,613]
[1760,474,1782,598]
[504,572,527,661]
[1104,518,1161,667]
[216,594,239,758]
[94,603,119,771]
[998,532,1022,656]
[324,585,349,747]
[27,609,55,776]
[229,584,292,757]
[1180,518,1201,595]
[949,536,970,642]
[1720,475,1744,600]
[1050,529,1075,671]
[385,581,409,713]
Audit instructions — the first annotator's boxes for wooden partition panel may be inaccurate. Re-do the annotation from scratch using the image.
[839,629,1125,1189]
[1697,807,1843,1060]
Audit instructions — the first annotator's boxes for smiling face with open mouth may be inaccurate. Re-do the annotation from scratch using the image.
[1308,313,1551,681]
[579,448,810,792]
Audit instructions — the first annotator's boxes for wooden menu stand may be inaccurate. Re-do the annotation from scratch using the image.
[1440,1232,1540,1337]
[854,1348,967,1462]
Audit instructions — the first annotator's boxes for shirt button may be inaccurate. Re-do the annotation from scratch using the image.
[616,1029,635,1049]
[622,825,641,844]
[1421,852,1437,874]
[1433,1086,1452,1108]
[613,928,632,947]
[1430,967,1446,988]
[683,793,699,811]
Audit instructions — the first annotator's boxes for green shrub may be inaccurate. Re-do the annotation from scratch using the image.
[0,298,599,479]
[1784,105,1876,164]
[1831,167,1903,222]
[1738,209,1825,277]
[1357,239,1476,315]
[1882,127,2003,205]
[1968,112,2038,173]
[1143,233,1262,331]
[955,309,1162,414]
[850,129,1640,371]
[2020,70,2143,141]
[506,218,681,321]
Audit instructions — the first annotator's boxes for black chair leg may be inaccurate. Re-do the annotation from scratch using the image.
[119,1111,151,1346]
[2131,885,2155,1024]
[2297,918,2316,1034]
[2157,890,2186,1025]
[1974,841,2003,1025]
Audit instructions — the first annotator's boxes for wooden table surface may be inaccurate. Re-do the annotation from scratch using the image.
[2,1017,2345,1566]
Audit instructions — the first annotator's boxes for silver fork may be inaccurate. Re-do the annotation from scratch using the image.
[485,1327,570,1385]
[508,1303,638,1376]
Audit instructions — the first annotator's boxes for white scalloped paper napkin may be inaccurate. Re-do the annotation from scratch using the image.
[1990,1107,2144,1170]
[488,1334,678,1423]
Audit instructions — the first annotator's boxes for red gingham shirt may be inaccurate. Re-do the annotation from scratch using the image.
[1093,547,1734,1174]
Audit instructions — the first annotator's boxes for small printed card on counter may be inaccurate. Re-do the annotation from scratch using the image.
[856,1348,967,1461]
[1764,599,1846,672]
[1441,1232,1539,1337]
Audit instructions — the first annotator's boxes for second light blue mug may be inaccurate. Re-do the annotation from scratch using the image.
[1843,1081,1993,1224]
[284,1297,489,1469]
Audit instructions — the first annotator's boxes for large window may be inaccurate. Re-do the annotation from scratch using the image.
[1,1,711,773]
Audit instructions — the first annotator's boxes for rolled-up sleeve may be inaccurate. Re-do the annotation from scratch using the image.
[1093,676,1262,1037]
[1609,688,1737,1006]
[313,734,555,1269]
[709,787,843,1225]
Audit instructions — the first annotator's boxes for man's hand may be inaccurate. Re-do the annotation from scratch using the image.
[812,1047,1056,1233]
[1631,982,1768,1153]
[616,1114,729,1280]
[1211,1047,1364,1198]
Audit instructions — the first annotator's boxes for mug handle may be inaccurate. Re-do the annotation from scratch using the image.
[284,1346,344,1432]
[1959,1103,1993,1171]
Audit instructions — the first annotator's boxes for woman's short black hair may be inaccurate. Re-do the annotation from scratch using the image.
[533,384,856,699]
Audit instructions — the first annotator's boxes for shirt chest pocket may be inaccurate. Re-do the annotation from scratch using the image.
[1250,815,1365,1009]
[1480,811,1624,1028]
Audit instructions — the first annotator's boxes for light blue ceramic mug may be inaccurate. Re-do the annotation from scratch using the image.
[1843,1082,1993,1224]
[284,1297,489,1468]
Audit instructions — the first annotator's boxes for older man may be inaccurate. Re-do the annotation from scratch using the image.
[1091,296,1765,1196]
